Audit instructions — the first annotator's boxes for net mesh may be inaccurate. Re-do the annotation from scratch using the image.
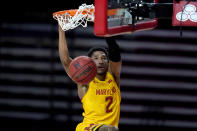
[53,4,95,31]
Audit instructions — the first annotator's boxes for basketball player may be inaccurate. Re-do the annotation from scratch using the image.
[58,26,121,131]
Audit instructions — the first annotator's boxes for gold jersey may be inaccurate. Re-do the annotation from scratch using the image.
[76,72,121,131]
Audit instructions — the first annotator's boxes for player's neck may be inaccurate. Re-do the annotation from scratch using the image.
[96,73,106,81]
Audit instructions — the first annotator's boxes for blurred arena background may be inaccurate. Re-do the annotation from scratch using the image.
[1,0,197,130]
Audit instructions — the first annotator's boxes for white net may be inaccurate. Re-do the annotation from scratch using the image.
[53,4,95,31]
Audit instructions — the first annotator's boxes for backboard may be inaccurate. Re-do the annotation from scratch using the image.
[94,0,159,36]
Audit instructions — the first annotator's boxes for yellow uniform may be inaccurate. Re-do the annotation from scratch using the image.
[76,72,121,131]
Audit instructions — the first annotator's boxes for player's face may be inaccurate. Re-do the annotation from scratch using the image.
[91,51,109,75]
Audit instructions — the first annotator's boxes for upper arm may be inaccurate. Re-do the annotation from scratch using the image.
[77,84,89,100]
[60,57,72,75]
[109,60,122,87]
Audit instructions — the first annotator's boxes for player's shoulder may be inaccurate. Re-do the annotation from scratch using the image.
[108,72,120,88]
[77,84,89,100]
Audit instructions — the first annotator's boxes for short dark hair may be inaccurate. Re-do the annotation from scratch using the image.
[87,46,108,58]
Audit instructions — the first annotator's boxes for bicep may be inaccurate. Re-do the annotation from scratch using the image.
[60,57,72,76]
[109,60,122,87]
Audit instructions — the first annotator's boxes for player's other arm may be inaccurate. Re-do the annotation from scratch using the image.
[106,37,122,88]
[58,26,72,74]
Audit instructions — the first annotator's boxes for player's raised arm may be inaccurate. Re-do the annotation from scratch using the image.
[106,37,122,87]
[58,26,72,74]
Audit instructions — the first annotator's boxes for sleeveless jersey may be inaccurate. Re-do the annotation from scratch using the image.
[79,72,121,128]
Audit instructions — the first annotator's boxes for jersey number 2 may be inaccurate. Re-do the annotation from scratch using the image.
[105,96,113,113]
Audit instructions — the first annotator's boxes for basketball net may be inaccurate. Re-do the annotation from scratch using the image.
[53,4,95,31]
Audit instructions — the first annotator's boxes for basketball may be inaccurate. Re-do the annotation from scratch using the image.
[68,56,97,84]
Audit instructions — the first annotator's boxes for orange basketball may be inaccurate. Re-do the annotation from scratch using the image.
[68,56,97,84]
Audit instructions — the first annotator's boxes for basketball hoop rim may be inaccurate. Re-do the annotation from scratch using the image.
[53,8,94,17]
